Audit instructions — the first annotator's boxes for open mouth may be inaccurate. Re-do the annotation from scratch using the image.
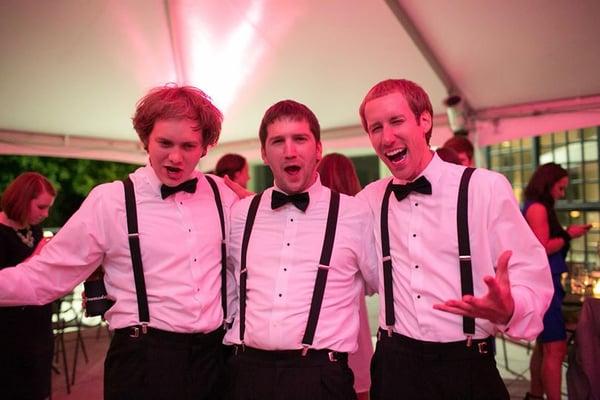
[386,148,407,163]
[165,165,183,180]
[284,165,301,175]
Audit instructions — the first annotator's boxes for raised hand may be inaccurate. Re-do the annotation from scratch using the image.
[433,250,514,325]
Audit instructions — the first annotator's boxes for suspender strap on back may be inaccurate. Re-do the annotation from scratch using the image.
[457,167,476,336]
[301,191,340,351]
[381,181,395,334]
[205,175,228,326]
[123,177,150,326]
[239,192,263,343]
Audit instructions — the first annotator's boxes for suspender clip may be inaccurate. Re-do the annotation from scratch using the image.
[318,264,331,270]
[301,345,309,356]
[234,342,245,355]
[240,268,247,274]
[466,335,473,347]
[386,326,393,337]
[458,255,471,261]
[127,232,139,238]
[382,255,391,262]
[141,323,148,334]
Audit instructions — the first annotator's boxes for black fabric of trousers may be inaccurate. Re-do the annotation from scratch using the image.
[226,347,357,400]
[0,305,54,400]
[104,327,226,400]
[370,331,509,400]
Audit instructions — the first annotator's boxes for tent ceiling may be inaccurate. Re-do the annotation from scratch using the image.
[1,0,599,165]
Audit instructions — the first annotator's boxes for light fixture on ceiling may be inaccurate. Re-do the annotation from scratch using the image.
[444,94,469,136]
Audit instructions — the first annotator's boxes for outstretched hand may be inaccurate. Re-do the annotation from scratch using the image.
[224,175,254,199]
[433,250,514,325]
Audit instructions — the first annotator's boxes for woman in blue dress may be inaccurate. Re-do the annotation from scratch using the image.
[523,163,591,400]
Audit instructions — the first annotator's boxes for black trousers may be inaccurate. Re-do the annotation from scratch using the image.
[227,346,357,400]
[104,326,226,400]
[370,330,509,400]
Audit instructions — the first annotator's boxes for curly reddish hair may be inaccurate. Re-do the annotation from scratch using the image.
[132,84,223,150]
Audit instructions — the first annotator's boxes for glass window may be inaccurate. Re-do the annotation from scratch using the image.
[486,127,600,268]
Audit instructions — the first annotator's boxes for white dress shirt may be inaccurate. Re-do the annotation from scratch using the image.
[358,153,553,342]
[224,177,378,352]
[0,165,238,333]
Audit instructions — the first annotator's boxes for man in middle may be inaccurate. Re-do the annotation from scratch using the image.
[224,99,378,400]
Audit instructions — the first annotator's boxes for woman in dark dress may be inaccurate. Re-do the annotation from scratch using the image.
[523,163,591,400]
[0,172,56,400]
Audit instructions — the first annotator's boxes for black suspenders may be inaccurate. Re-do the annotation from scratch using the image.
[239,192,263,344]
[205,175,229,327]
[238,190,341,353]
[380,167,476,339]
[301,191,340,354]
[122,175,228,333]
[123,177,149,333]
[457,167,476,340]
[380,183,395,336]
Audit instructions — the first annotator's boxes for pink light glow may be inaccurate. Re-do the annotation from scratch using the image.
[169,0,306,114]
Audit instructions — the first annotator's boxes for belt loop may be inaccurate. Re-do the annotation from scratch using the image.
[478,341,489,354]
[328,351,338,362]
[129,326,140,338]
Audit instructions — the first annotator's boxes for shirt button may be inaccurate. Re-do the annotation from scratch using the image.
[283,268,287,271]
[415,265,419,269]
[415,202,418,206]
[286,243,290,246]
[180,202,183,205]
[194,258,197,262]
[417,295,421,299]
[188,229,192,233]
[290,218,294,222]
[278,293,282,297]
[412,234,416,237]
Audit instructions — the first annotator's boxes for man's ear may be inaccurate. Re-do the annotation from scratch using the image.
[419,111,432,134]
[315,142,323,163]
[261,146,269,166]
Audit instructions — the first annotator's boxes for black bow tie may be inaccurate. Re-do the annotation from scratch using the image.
[391,176,432,201]
[271,190,310,212]
[160,178,198,199]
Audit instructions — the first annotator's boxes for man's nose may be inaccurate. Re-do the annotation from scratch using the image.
[168,148,183,162]
[283,140,297,157]
[382,125,395,146]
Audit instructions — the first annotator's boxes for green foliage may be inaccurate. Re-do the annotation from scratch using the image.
[0,155,137,227]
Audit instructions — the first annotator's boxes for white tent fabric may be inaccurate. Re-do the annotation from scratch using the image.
[1,0,600,167]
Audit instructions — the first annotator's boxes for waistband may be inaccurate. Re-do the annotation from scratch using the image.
[233,345,347,363]
[377,328,494,360]
[114,325,224,345]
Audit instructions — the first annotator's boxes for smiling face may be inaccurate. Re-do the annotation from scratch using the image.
[363,92,433,182]
[147,119,206,186]
[551,176,569,200]
[261,118,322,194]
[27,190,55,226]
